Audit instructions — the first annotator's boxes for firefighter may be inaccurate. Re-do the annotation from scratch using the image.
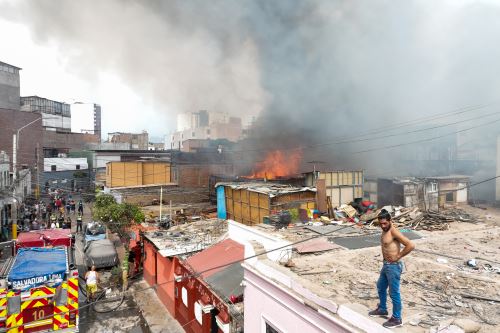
[78,200,84,215]
[65,216,72,229]
[76,214,83,233]
[58,213,65,227]
[50,213,58,228]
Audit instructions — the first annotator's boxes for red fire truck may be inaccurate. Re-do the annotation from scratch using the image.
[0,228,79,333]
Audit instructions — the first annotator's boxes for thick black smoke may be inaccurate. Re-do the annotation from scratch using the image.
[2,0,500,197]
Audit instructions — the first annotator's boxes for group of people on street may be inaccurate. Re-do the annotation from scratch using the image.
[8,191,85,236]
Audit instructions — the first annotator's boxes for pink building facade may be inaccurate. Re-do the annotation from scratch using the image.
[226,220,394,333]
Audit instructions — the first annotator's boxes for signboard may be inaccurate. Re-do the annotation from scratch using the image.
[11,273,64,291]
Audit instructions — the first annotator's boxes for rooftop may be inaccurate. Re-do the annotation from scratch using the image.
[0,61,21,70]
[142,219,227,257]
[185,238,244,279]
[424,175,471,181]
[216,182,316,197]
[240,205,500,332]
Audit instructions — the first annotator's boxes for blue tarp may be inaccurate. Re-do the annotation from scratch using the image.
[216,186,227,219]
[8,247,67,290]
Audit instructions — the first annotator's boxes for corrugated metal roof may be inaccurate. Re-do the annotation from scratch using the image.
[185,238,244,279]
[215,182,316,198]
[205,263,243,299]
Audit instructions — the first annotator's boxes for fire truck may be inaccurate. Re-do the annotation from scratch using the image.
[0,247,79,332]
[15,230,74,252]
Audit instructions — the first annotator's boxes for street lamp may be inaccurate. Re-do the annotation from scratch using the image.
[11,116,42,239]
[12,116,42,182]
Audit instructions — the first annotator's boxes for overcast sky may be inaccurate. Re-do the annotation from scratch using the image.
[0,17,165,139]
[1,0,499,143]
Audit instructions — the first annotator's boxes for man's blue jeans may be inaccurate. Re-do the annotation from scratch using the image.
[377,262,403,319]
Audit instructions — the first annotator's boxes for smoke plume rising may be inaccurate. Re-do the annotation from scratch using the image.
[2,0,500,198]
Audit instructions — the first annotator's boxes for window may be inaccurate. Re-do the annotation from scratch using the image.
[194,302,203,325]
[192,132,196,138]
[76,165,80,170]
[265,322,281,333]
[181,287,188,307]
[206,128,211,135]
[51,165,56,171]
[431,183,438,192]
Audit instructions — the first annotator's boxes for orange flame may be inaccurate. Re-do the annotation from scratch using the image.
[247,149,302,179]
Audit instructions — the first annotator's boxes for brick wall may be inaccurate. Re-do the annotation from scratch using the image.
[110,185,208,206]
[177,164,234,188]
[43,130,99,154]
[0,108,43,174]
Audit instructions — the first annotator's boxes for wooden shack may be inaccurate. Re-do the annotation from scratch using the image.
[216,182,316,225]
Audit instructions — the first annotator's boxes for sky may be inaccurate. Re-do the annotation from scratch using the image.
[1,0,500,147]
[0,18,163,140]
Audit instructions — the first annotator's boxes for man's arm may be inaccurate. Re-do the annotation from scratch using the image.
[392,228,415,260]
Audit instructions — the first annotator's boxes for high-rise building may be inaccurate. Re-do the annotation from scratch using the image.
[19,96,100,157]
[20,96,71,132]
[71,102,102,139]
[169,110,242,149]
[0,61,21,110]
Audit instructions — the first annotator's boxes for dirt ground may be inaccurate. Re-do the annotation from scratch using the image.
[289,204,500,332]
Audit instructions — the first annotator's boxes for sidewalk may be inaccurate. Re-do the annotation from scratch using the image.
[130,280,185,333]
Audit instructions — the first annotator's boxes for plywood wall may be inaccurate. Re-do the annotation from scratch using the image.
[106,161,171,188]
[224,186,316,225]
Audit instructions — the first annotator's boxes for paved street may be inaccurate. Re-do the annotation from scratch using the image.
[72,196,183,333]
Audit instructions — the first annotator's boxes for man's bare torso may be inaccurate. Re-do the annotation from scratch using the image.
[381,227,401,262]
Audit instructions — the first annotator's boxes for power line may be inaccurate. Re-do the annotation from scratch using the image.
[7,172,500,330]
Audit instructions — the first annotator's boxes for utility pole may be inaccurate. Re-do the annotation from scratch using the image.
[159,186,163,222]
[12,134,17,240]
[12,134,17,184]
[36,142,40,200]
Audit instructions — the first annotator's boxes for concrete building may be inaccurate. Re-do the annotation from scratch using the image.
[0,108,43,176]
[170,111,242,149]
[71,102,102,139]
[0,151,9,190]
[148,142,165,151]
[107,131,149,150]
[0,152,11,232]
[19,96,101,158]
[0,61,20,110]
[174,239,244,333]
[20,96,71,132]
[43,157,90,191]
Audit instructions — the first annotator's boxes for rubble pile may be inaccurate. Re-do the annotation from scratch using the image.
[389,207,479,231]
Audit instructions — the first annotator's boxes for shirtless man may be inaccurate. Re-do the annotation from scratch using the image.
[369,209,415,328]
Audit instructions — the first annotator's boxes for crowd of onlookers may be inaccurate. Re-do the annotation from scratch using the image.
[3,189,85,240]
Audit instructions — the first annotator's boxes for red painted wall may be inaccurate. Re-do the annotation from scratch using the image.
[175,261,229,333]
[156,255,176,316]
[143,240,157,287]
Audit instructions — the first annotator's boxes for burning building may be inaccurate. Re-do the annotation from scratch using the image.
[216,182,316,226]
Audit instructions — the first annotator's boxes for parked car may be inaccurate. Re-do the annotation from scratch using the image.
[84,239,119,269]
[84,221,107,247]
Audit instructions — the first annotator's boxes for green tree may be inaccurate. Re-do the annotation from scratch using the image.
[93,194,145,244]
